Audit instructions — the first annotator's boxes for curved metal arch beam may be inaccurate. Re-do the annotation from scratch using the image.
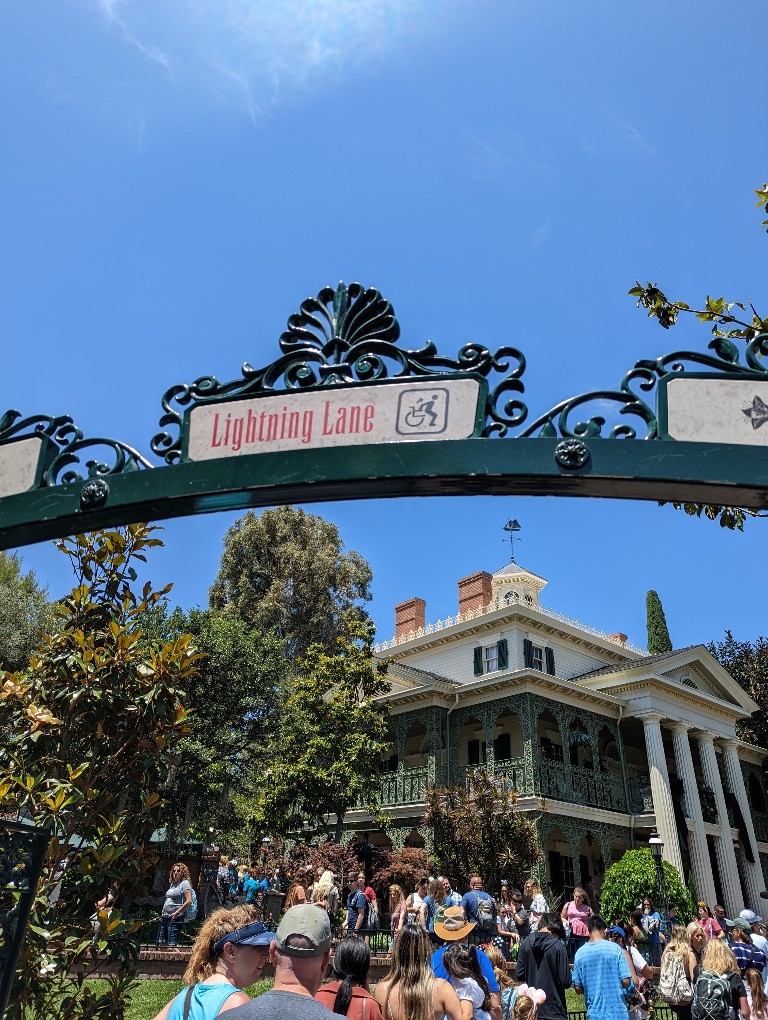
[1,436,767,550]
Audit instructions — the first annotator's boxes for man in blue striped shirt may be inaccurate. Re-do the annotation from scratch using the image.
[571,916,631,1020]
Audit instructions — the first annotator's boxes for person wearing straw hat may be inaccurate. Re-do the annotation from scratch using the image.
[431,905,503,1020]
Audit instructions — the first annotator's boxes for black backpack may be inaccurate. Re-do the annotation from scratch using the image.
[692,970,734,1020]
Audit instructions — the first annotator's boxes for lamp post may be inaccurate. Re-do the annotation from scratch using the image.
[649,828,670,945]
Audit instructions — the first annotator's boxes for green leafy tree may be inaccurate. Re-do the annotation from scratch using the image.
[160,607,286,841]
[209,506,373,661]
[424,769,543,893]
[252,620,389,842]
[646,589,673,654]
[0,551,54,672]
[599,848,694,925]
[0,526,199,1020]
[629,183,768,531]
[707,630,768,747]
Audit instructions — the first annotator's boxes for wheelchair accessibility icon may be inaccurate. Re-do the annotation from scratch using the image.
[396,387,449,435]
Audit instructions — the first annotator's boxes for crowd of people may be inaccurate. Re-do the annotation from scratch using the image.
[151,862,768,1020]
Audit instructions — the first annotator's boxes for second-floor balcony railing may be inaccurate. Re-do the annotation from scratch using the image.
[378,766,430,806]
[540,760,627,812]
[466,757,534,795]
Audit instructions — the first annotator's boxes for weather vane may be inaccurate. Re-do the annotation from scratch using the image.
[503,518,522,562]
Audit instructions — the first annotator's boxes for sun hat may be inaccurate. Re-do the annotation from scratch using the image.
[433,904,477,942]
[211,920,274,955]
[726,917,752,933]
[274,903,332,957]
[740,909,763,924]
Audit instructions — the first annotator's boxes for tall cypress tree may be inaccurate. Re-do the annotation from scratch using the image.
[646,589,673,654]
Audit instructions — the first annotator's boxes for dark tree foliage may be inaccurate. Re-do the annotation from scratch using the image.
[371,848,433,898]
[707,629,768,747]
[424,769,542,893]
[209,506,373,661]
[646,589,673,654]
[160,606,287,841]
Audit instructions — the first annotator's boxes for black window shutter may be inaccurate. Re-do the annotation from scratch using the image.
[473,646,483,675]
[497,638,508,669]
[545,646,556,675]
[523,638,533,668]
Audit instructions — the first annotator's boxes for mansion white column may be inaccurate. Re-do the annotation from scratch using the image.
[695,733,743,915]
[721,740,764,912]
[671,723,717,909]
[641,714,683,875]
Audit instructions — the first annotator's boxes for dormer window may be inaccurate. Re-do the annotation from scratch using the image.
[504,590,520,605]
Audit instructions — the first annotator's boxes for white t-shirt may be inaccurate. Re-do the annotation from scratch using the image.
[453,978,491,1020]
[630,945,647,978]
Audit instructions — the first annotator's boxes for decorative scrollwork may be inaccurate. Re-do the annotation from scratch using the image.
[518,333,768,440]
[153,280,529,462]
[45,436,152,487]
[0,407,152,489]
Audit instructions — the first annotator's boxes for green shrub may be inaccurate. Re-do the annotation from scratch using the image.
[599,848,693,924]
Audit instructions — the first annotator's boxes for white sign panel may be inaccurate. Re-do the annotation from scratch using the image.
[666,377,768,446]
[0,436,44,498]
[186,378,482,461]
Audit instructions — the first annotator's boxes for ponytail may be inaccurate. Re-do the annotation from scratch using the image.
[328,935,372,1017]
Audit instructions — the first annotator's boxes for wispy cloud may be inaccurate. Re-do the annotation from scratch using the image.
[614,114,658,156]
[87,0,465,118]
[95,0,173,74]
[532,220,552,247]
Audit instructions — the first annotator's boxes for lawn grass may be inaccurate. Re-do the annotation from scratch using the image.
[87,979,273,1020]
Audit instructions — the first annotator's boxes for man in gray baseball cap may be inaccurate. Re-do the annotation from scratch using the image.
[226,904,333,1019]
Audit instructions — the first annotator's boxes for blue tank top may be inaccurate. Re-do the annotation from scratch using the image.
[167,981,243,1019]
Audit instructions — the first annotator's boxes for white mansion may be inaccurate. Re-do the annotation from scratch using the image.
[349,557,768,915]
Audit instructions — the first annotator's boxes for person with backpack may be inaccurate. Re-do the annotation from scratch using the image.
[461,876,498,948]
[658,926,696,1020]
[693,937,749,1020]
[420,877,448,943]
[515,912,571,1020]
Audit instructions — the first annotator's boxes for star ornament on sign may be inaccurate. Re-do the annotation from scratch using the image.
[743,395,768,429]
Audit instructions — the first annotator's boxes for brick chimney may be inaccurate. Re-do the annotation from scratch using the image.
[457,571,493,616]
[608,632,628,646]
[395,597,426,641]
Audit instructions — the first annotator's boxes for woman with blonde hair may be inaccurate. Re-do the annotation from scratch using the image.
[151,905,273,1019]
[686,922,706,980]
[699,938,749,1020]
[389,884,408,938]
[374,925,463,1020]
[523,880,548,932]
[311,868,340,919]
[484,944,517,1020]
[659,925,695,1020]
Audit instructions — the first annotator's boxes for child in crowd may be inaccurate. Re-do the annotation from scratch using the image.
[484,943,518,1020]
[441,943,493,1020]
[513,985,546,1020]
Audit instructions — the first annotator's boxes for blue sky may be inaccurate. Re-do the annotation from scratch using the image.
[2,0,767,652]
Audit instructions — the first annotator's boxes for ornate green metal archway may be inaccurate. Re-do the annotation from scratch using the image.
[2,280,768,549]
